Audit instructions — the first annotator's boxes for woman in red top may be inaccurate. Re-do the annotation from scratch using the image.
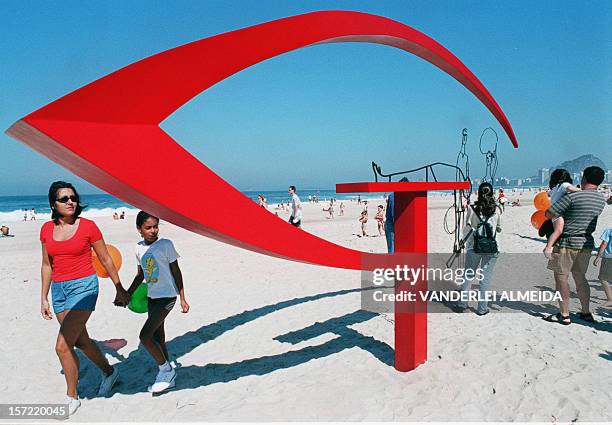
[40,181,130,415]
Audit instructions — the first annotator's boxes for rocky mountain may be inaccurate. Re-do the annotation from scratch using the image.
[548,154,607,175]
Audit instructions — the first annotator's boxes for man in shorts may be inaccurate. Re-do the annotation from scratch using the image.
[544,166,606,324]
[288,185,302,228]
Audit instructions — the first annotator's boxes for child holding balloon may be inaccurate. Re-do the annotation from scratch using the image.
[127,211,190,394]
[542,169,580,258]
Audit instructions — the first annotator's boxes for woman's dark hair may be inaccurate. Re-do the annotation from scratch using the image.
[136,211,159,227]
[549,168,572,189]
[48,181,85,224]
[473,182,497,218]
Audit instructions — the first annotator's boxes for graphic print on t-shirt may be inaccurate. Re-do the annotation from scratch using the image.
[136,238,180,298]
[142,251,159,284]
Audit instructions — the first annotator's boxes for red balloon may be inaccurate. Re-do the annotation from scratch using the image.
[533,192,551,211]
[530,210,547,229]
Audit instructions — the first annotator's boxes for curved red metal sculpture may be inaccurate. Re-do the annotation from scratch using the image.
[6,10,518,270]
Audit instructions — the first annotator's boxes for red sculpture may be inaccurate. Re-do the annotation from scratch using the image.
[6,10,520,373]
[5,10,517,270]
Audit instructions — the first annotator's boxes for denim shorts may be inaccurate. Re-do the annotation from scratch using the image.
[52,274,99,314]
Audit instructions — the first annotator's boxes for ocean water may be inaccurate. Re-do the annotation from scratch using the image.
[0,185,545,223]
[0,190,381,223]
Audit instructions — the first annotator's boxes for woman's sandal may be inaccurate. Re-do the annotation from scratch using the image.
[543,312,571,325]
[577,312,596,323]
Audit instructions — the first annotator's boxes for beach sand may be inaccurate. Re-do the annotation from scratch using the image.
[0,194,611,422]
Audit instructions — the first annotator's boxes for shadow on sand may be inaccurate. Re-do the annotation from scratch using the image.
[458,283,612,332]
[511,233,547,244]
[75,282,610,398]
[78,287,393,398]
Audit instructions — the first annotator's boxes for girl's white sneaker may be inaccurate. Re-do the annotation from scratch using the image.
[150,368,176,393]
[65,396,81,416]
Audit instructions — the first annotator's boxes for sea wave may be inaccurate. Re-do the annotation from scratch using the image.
[0,207,140,224]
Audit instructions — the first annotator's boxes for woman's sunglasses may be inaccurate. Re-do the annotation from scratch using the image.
[56,196,78,204]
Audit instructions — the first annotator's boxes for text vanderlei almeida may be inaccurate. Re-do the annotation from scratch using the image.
[369,265,561,303]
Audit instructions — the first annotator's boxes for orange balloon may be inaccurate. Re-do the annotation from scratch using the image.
[533,191,551,211]
[92,244,122,278]
[92,253,107,277]
[530,210,547,229]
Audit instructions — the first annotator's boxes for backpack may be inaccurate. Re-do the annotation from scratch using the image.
[470,205,499,254]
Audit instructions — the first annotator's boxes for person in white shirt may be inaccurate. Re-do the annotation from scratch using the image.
[127,211,190,394]
[288,185,302,228]
[257,194,268,209]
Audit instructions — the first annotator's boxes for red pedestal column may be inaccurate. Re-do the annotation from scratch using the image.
[394,191,428,371]
[336,181,469,372]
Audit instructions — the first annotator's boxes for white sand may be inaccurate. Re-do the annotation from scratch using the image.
[0,194,611,422]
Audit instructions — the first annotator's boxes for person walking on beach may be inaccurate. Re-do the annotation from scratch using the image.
[385,194,394,253]
[257,194,268,209]
[40,181,130,415]
[288,185,302,227]
[543,166,606,325]
[127,211,190,393]
[455,182,502,316]
[375,204,385,236]
[322,199,334,219]
[339,202,345,216]
[497,188,507,212]
[359,210,368,237]
[593,226,612,308]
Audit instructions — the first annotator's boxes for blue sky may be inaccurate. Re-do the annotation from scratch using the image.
[1,0,610,195]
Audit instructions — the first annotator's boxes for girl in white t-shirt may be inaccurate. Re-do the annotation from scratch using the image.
[543,169,580,258]
[127,211,190,394]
